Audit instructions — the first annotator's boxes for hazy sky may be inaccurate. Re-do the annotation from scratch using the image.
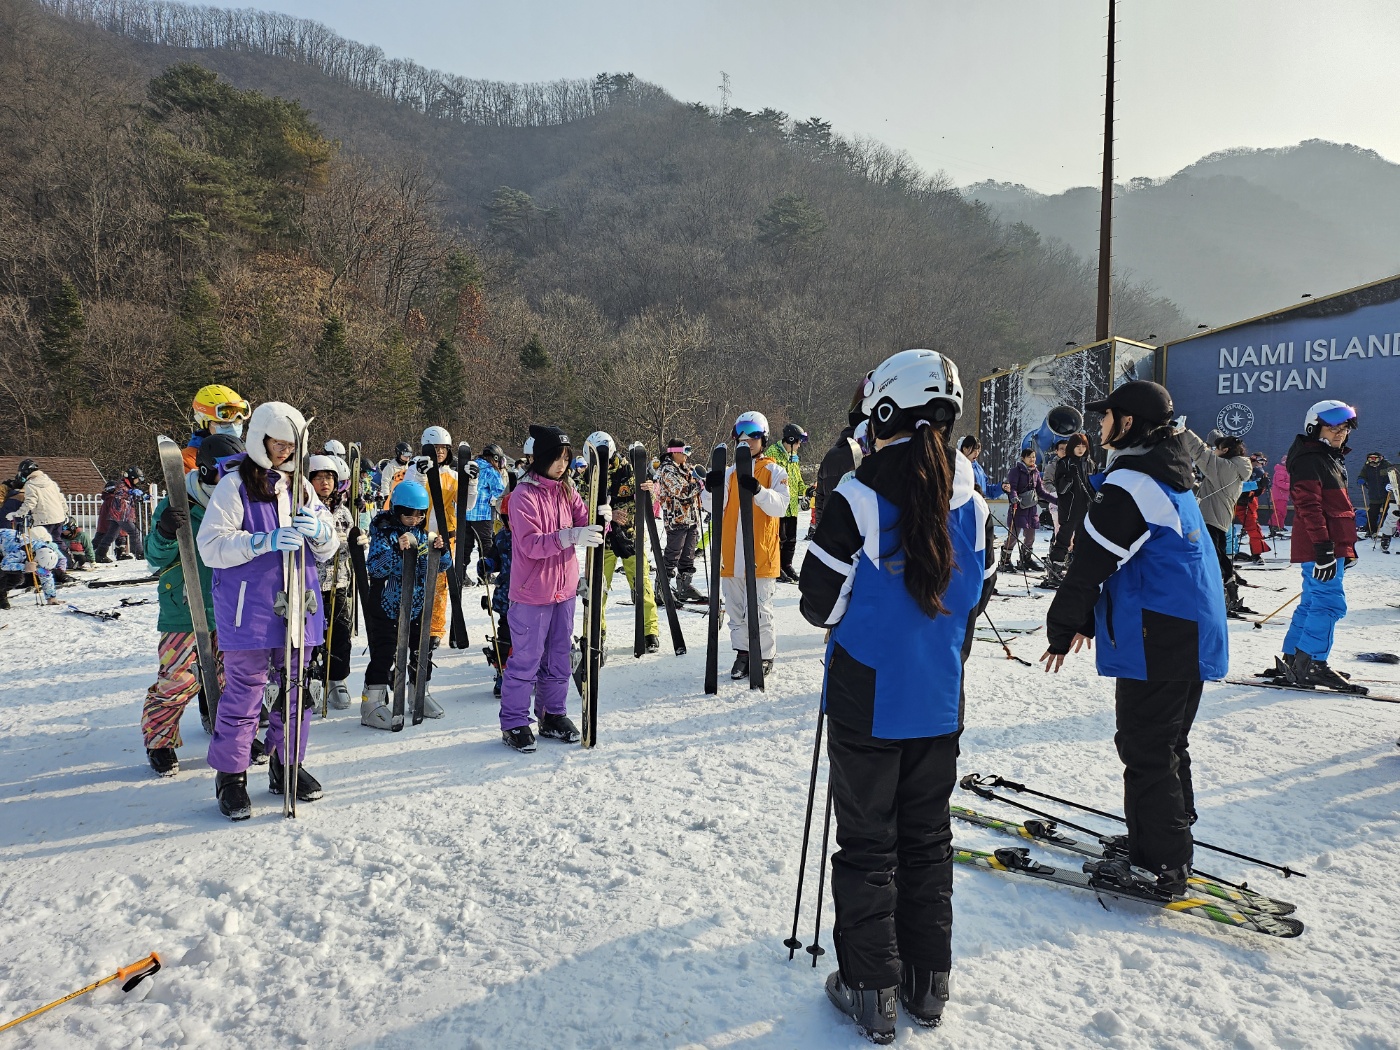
[254,0,1400,193]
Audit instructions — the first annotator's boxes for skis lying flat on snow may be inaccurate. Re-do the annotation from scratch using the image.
[85,574,158,589]
[953,847,1303,938]
[1225,677,1400,704]
[951,805,1295,916]
[67,604,119,621]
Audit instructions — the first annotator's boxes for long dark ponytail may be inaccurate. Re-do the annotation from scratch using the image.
[900,421,956,618]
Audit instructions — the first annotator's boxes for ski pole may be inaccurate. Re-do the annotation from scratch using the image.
[981,611,1033,667]
[1253,591,1300,629]
[0,953,162,1033]
[807,773,834,967]
[961,773,1307,878]
[784,706,826,960]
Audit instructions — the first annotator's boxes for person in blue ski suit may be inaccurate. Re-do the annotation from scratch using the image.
[479,492,514,697]
[799,349,996,1043]
[462,443,506,582]
[0,526,65,606]
[1042,381,1227,896]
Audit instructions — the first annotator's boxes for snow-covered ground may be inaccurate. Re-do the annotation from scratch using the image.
[2,524,1399,1049]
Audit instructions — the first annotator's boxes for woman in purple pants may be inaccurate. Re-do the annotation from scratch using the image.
[197,402,338,820]
[497,425,604,753]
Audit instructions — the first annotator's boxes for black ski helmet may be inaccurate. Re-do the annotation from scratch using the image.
[781,423,808,445]
[395,441,413,462]
[17,458,39,479]
[197,433,247,487]
[125,466,145,484]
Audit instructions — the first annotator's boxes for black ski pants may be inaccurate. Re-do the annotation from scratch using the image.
[362,587,432,689]
[663,522,699,575]
[1114,678,1202,874]
[1207,524,1234,587]
[827,718,958,989]
[779,515,798,573]
[94,521,143,559]
[1048,493,1086,564]
[460,520,495,581]
[314,587,354,682]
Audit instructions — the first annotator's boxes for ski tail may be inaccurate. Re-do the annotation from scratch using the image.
[629,444,649,659]
[735,445,763,691]
[704,444,727,694]
[391,546,414,732]
[645,485,686,655]
[582,443,605,746]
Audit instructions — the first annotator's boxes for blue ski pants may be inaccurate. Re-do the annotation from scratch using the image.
[1283,560,1347,661]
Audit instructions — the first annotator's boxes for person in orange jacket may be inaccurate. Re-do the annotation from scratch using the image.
[182,384,251,471]
[702,411,790,680]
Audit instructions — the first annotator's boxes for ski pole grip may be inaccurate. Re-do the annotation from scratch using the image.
[117,953,161,992]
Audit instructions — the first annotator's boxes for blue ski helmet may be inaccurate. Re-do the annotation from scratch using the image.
[391,480,430,511]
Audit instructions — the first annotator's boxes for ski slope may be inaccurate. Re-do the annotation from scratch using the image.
[1,528,1398,1048]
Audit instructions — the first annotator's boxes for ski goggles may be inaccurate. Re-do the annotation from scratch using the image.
[733,421,765,440]
[667,444,692,455]
[200,399,251,423]
[1316,405,1357,427]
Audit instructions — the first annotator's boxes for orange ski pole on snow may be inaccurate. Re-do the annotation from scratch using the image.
[0,953,162,1033]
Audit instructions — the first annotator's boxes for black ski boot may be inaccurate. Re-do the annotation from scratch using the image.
[1156,864,1190,897]
[730,651,749,679]
[215,771,252,821]
[1283,650,1315,688]
[675,572,706,602]
[147,747,179,777]
[997,546,1015,573]
[645,633,660,654]
[503,725,537,753]
[1382,535,1392,553]
[493,672,503,699]
[1018,545,1043,572]
[825,971,897,1045]
[538,712,581,743]
[268,752,323,801]
[1303,657,1367,694]
[777,566,799,584]
[198,691,213,735]
[1085,856,1170,898]
[249,736,268,765]
[899,968,948,1028]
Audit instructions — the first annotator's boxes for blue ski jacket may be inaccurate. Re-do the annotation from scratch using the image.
[366,511,453,622]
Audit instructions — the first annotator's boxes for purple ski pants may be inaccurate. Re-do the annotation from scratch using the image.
[500,598,575,731]
[207,647,312,773]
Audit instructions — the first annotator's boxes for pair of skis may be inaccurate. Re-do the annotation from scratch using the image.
[390,458,448,731]
[702,443,764,693]
[630,443,686,658]
[579,443,606,747]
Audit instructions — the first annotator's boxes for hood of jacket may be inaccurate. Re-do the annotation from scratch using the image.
[1105,433,1196,493]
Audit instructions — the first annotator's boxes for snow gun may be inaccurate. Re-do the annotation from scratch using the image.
[1020,405,1083,462]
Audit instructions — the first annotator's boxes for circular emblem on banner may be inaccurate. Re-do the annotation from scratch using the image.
[1216,403,1254,437]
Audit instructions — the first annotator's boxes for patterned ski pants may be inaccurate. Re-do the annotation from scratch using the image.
[142,630,222,748]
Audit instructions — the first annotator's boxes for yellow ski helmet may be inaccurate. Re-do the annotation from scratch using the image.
[192,384,250,428]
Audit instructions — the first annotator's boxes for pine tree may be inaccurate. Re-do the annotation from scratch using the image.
[378,330,420,432]
[165,277,228,417]
[40,279,87,413]
[518,333,551,371]
[420,337,466,432]
[313,315,356,421]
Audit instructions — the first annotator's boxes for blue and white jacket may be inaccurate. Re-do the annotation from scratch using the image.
[798,439,997,739]
[1045,434,1228,681]
[465,458,505,522]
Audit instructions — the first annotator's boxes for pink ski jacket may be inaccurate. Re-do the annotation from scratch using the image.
[506,472,589,605]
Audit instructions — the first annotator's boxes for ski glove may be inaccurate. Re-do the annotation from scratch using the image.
[1311,541,1337,582]
[465,462,480,480]
[737,473,761,496]
[156,503,186,541]
[598,503,613,524]
[704,468,725,492]
[559,524,605,549]
[293,508,330,544]
[249,528,304,556]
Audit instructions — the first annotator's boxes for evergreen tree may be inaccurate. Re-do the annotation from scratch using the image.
[420,337,466,432]
[164,277,227,416]
[40,279,87,413]
[378,330,420,433]
[313,315,356,421]
[519,333,551,371]
[756,193,828,250]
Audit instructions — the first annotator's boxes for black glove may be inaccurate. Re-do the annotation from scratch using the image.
[466,462,480,480]
[737,473,760,496]
[156,502,186,541]
[805,523,817,540]
[1311,541,1337,582]
[704,468,725,492]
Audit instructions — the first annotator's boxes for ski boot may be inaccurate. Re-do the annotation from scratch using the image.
[502,725,537,753]
[1383,535,1392,554]
[997,546,1015,574]
[825,970,897,1045]
[198,691,213,735]
[675,571,706,602]
[361,683,393,730]
[760,657,774,677]
[421,689,445,719]
[1155,864,1190,897]
[1301,655,1367,694]
[899,968,948,1029]
[1017,544,1043,572]
[730,651,749,679]
[328,680,353,710]
[1085,856,1172,899]
[147,747,179,777]
[268,752,323,801]
[538,712,581,743]
[215,771,252,821]
[493,672,503,699]
[645,633,661,654]
[777,565,799,584]
[249,736,268,765]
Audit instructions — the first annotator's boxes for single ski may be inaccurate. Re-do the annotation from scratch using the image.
[412,530,442,725]
[629,443,650,659]
[704,444,727,695]
[644,486,686,655]
[85,574,158,589]
[67,604,120,621]
[951,805,1296,916]
[119,597,153,608]
[582,442,605,746]
[390,546,415,732]
[1225,677,1400,704]
[452,441,472,639]
[735,444,763,691]
[347,443,363,639]
[157,435,221,724]
[425,458,468,650]
[277,417,314,818]
[954,847,1303,938]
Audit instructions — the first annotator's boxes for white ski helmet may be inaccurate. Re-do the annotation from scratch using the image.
[1304,399,1357,437]
[245,401,308,472]
[34,544,60,570]
[323,439,347,457]
[421,425,452,448]
[522,436,535,456]
[306,454,349,482]
[733,411,770,442]
[861,349,963,440]
[585,431,616,459]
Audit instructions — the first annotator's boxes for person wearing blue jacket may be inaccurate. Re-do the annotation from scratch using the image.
[799,349,996,1044]
[461,443,506,582]
[1041,381,1227,898]
[958,435,991,496]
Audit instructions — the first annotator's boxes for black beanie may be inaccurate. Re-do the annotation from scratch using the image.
[528,424,569,470]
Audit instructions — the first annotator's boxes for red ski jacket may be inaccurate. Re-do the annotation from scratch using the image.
[1285,434,1357,562]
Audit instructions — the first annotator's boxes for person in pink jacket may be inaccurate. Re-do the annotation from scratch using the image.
[1271,459,1291,536]
[498,425,604,752]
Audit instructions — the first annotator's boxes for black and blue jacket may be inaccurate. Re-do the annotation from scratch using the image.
[798,439,997,740]
[1046,434,1228,681]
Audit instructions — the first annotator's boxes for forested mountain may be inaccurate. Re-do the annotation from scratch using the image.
[1,0,1187,472]
[966,140,1400,325]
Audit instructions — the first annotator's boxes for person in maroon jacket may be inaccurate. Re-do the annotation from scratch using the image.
[1272,399,1363,692]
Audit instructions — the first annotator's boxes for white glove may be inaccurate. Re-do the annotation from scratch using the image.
[598,503,613,524]
[250,528,304,556]
[293,508,329,543]
[4,511,15,520]
[559,524,604,548]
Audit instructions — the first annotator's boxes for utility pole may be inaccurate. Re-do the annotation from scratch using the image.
[1095,0,1116,342]
[718,71,732,116]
